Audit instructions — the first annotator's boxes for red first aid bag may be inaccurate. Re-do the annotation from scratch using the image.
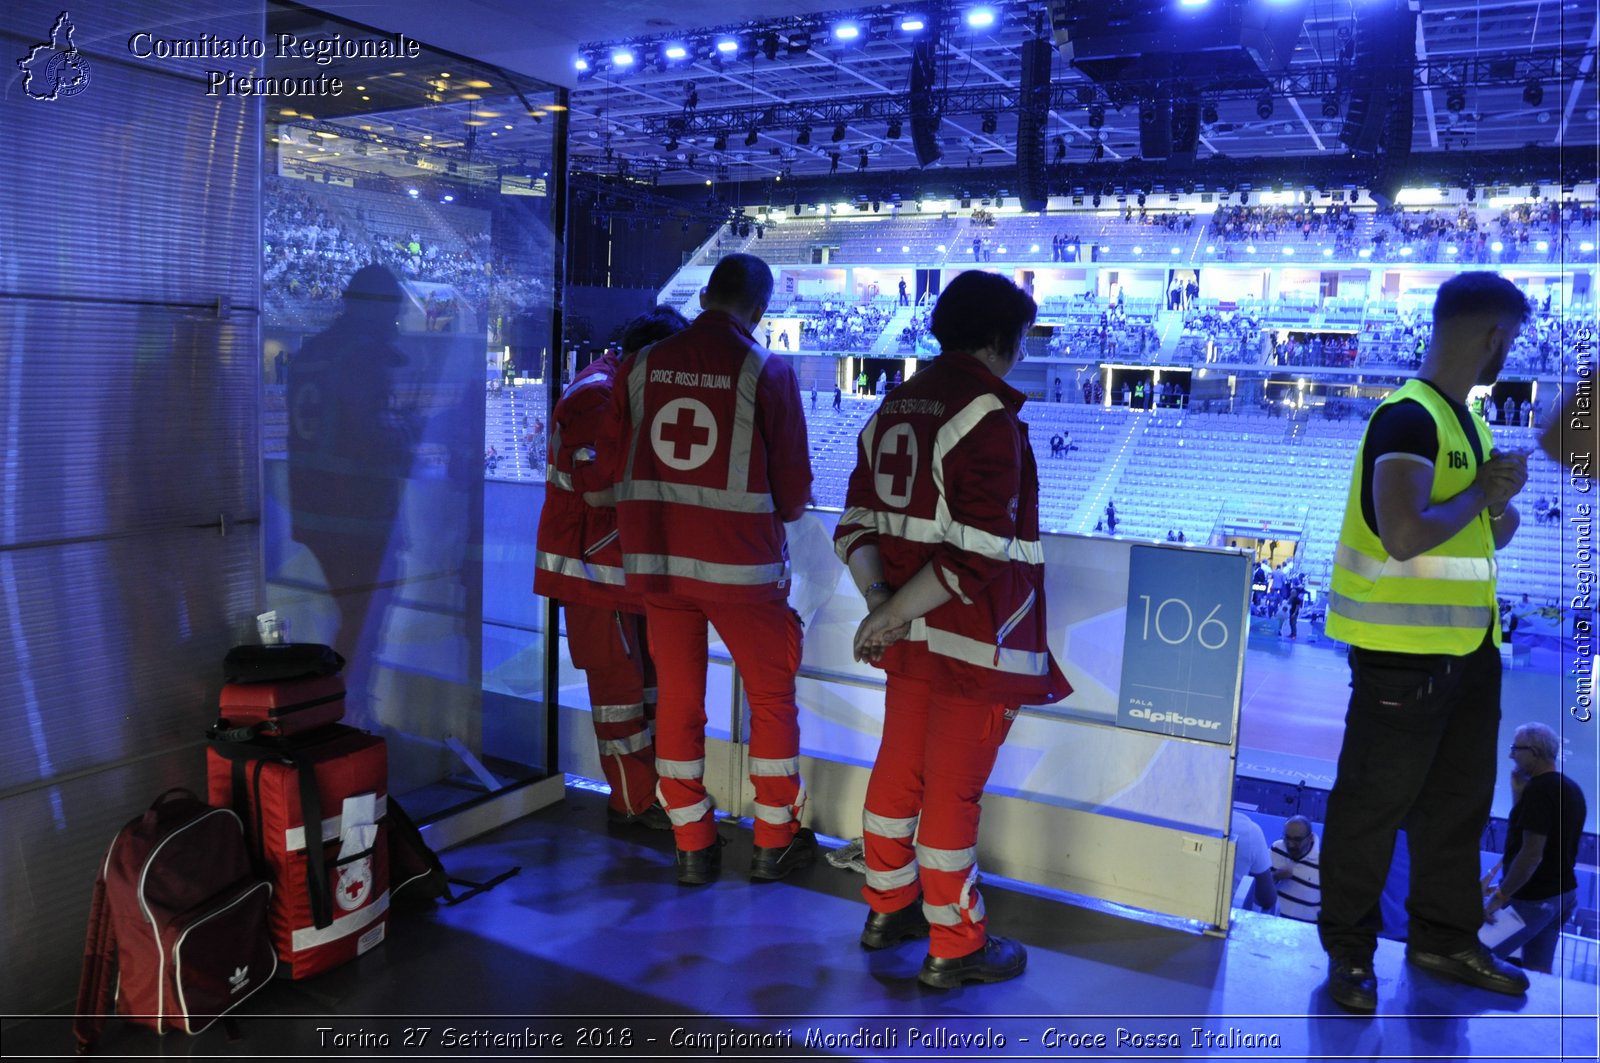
[207,726,389,980]
[216,674,345,740]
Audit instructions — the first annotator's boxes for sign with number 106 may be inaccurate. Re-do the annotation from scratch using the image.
[1118,546,1250,745]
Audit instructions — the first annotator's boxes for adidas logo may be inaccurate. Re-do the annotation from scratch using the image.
[229,966,250,995]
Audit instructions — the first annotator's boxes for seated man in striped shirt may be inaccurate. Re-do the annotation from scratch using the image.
[1271,816,1322,923]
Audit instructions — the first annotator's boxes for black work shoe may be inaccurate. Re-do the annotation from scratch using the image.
[1406,945,1529,996]
[750,827,818,881]
[860,902,930,950]
[1325,959,1378,1013]
[676,837,724,886]
[917,934,1026,989]
[607,802,673,831]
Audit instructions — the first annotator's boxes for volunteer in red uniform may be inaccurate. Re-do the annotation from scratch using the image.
[595,254,816,885]
[535,307,689,830]
[834,270,1070,988]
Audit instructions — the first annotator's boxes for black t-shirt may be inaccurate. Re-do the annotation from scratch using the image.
[1505,770,1587,900]
[1358,380,1485,537]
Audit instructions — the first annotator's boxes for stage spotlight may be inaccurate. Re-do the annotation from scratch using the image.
[574,56,590,72]
[966,8,996,28]
[1321,94,1339,118]
[745,126,759,146]
[787,32,812,54]
[715,38,738,54]
[886,118,903,139]
[664,44,688,60]
[612,50,634,68]
[761,33,779,61]
[1523,79,1543,107]
[1445,86,1466,113]
[900,17,926,32]
[797,125,812,146]
[834,23,861,41]
[981,113,998,134]
[832,122,847,142]
[1088,104,1105,129]
[1256,95,1274,120]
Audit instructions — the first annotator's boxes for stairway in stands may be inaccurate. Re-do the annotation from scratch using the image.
[869,306,917,356]
[1065,414,1143,532]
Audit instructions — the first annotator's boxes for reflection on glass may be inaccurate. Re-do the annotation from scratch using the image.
[260,2,563,813]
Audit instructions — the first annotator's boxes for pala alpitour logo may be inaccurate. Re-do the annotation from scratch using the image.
[17,11,91,100]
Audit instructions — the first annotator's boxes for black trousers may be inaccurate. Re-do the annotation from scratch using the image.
[1318,634,1501,962]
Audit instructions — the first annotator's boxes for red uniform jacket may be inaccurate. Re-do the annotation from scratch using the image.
[834,353,1071,705]
[533,352,638,609]
[596,309,813,603]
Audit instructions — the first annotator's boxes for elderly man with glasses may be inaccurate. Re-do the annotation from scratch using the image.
[1271,815,1323,923]
[1483,724,1587,974]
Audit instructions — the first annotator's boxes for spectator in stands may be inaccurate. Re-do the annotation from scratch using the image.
[1485,723,1587,974]
[1121,381,1132,407]
[857,369,868,395]
[876,370,888,397]
[1272,816,1322,923]
[1082,378,1093,405]
[811,386,817,410]
[1233,812,1279,915]
[1049,432,1065,459]
[1053,376,1064,403]
[1286,576,1305,639]
[898,278,909,306]
[833,385,843,411]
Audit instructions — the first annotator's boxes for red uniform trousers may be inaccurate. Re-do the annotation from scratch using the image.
[644,594,804,852]
[861,674,1017,959]
[564,602,658,817]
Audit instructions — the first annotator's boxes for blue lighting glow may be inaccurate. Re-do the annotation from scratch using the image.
[664,45,688,60]
[966,8,996,28]
[612,51,634,67]
[716,39,739,53]
[901,18,926,32]
[407,188,419,198]
[574,57,589,71]
[1179,0,1209,6]
[834,23,861,40]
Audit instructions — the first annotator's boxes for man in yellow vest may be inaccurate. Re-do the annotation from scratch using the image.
[1319,271,1531,1013]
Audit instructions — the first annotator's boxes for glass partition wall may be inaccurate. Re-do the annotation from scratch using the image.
[259,2,565,821]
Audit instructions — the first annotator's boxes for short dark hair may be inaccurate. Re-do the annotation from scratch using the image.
[1432,271,1531,326]
[929,270,1037,355]
[705,253,774,311]
[621,305,689,353]
[344,264,403,303]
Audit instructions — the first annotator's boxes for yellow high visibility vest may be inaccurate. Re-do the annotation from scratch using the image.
[1325,379,1499,654]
